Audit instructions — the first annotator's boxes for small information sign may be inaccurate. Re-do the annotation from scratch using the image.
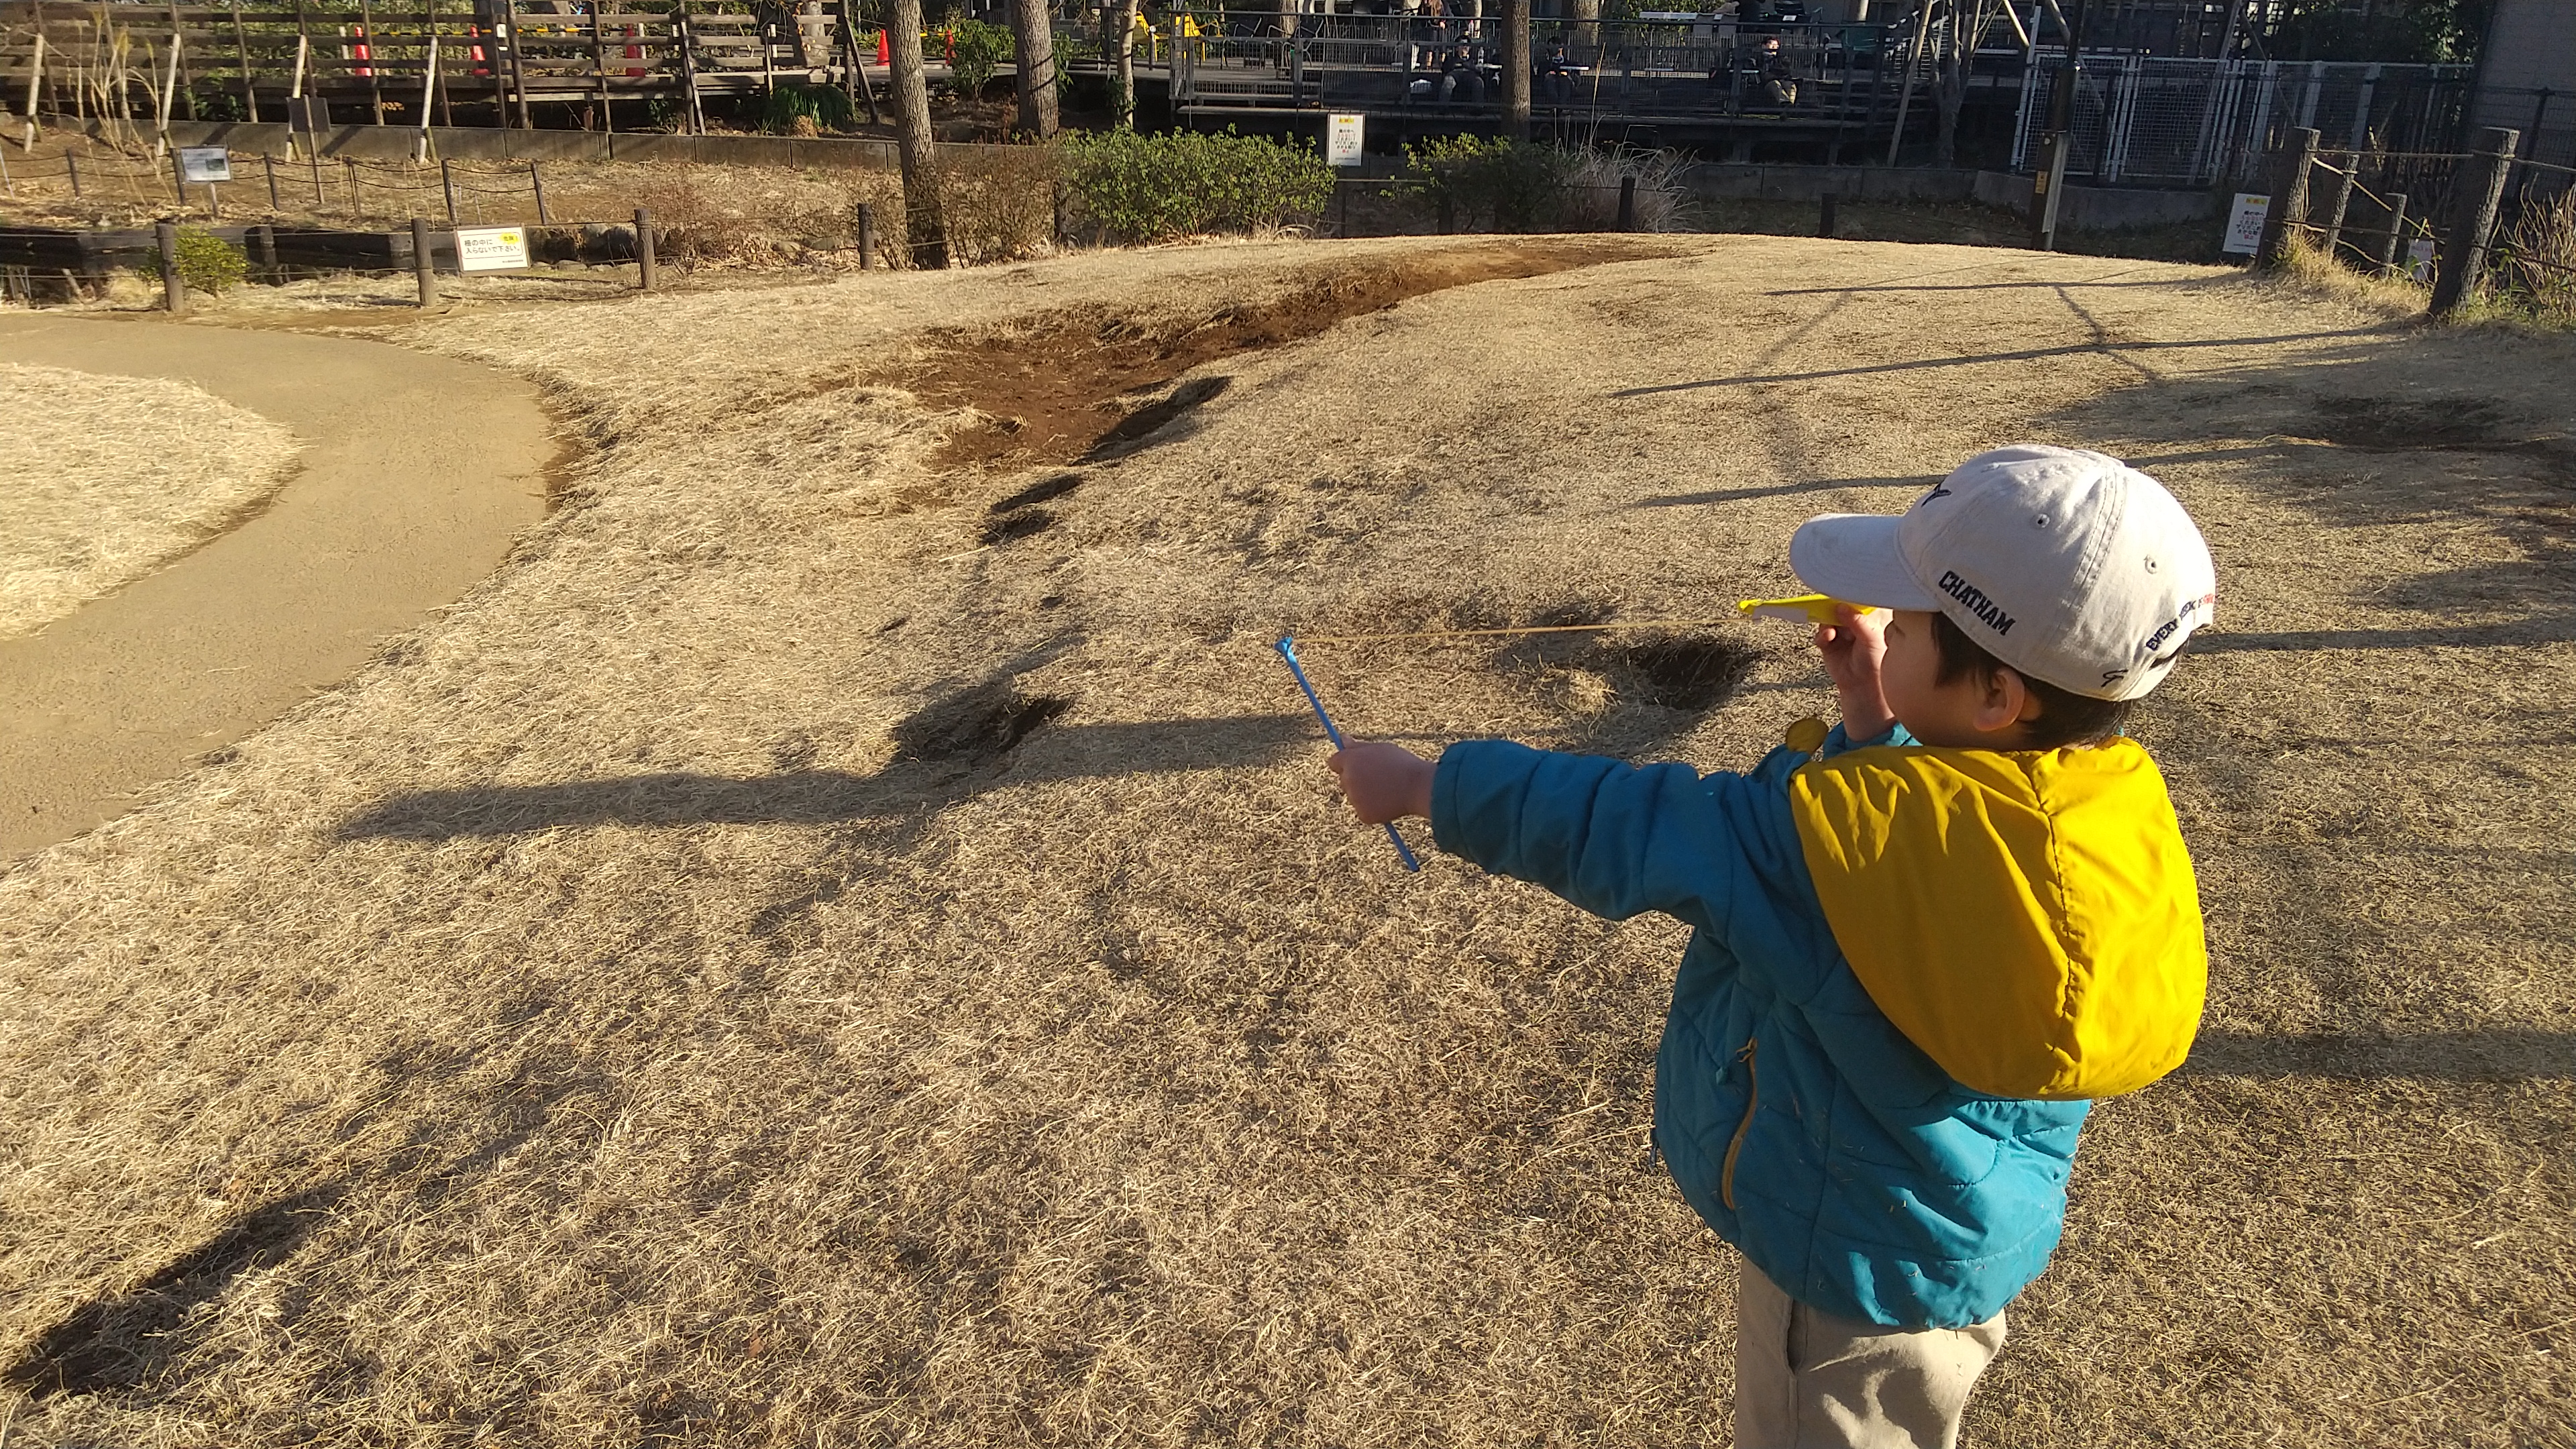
[1326,112,1365,168]
[455,225,531,273]
[176,146,233,184]
[2220,193,2267,255]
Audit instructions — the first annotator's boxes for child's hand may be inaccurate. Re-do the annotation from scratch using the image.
[1815,605,1896,741]
[1327,741,1435,825]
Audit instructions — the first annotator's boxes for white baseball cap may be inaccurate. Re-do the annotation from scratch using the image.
[1788,445,2217,702]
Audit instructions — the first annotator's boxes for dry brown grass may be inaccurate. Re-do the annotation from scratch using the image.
[0,235,2571,1448]
[0,362,301,639]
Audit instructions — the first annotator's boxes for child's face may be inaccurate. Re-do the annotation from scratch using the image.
[1879,610,2039,749]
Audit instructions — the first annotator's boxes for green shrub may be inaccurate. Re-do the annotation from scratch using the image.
[174,227,250,294]
[1404,135,1567,231]
[947,18,1014,99]
[762,83,859,135]
[1062,129,1335,244]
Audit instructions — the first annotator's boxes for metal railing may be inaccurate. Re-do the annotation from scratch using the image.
[1104,12,1915,129]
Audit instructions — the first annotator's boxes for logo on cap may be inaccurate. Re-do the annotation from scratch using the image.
[1937,570,2015,637]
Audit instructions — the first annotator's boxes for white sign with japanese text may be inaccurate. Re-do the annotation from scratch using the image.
[455,226,531,272]
[1326,113,1365,168]
[2221,193,2267,255]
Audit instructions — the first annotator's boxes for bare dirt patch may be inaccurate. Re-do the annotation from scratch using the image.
[899,239,1660,468]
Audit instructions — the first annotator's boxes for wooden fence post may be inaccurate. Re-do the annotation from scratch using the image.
[2371,191,2410,276]
[2430,126,2520,315]
[1617,174,1635,231]
[67,154,83,199]
[531,161,548,222]
[2256,125,2319,268]
[252,222,278,280]
[1817,191,1837,238]
[441,156,458,225]
[634,206,655,289]
[413,215,436,305]
[856,201,875,268]
[2312,158,2354,265]
[156,220,186,312]
[265,152,280,209]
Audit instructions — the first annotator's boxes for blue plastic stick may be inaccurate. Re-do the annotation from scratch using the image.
[1275,635,1422,873]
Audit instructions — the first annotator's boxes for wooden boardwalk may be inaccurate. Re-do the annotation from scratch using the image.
[1,0,892,132]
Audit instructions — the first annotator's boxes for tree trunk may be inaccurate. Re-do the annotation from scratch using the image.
[1010,0,1057,137]
[1114,0,1138,127]
[888,0,948,267]
[1933,1,1986,168]
[1501,0,1529,141]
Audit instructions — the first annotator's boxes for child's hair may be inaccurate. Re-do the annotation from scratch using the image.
[1929,612,2144,749]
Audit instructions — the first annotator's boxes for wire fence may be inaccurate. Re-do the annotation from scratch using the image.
[0,139,613,227]
[2011,56,2473,191]
[2271,135,2576,323]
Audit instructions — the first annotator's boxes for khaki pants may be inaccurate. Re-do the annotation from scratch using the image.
[1733,1263,2008,1449]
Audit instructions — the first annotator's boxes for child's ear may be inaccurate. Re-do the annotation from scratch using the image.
[1972,665,2040,737]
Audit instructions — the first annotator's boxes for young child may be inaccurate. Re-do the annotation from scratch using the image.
[1328,445,2217,1448]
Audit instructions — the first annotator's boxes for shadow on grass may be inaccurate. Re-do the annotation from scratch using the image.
[2185,1028,2575,1082]
[337,713,1317,840]
[1608,325,2396,397]
[1632,473,1939,508]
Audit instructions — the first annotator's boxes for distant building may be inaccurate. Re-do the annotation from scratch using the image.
[2474,0,2576,166]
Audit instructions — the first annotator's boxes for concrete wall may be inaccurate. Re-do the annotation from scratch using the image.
[1678,163,2217,232]
[1683,164,1980,202]
[1972,170,2220,230]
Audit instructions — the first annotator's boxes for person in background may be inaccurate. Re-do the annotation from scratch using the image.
[1542,33,1576,107]
[1438,44,1485,103]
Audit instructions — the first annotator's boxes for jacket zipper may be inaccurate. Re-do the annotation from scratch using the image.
[1719,1037,1758,1211]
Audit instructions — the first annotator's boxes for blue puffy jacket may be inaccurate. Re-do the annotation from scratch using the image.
[1429,721,2207,1329]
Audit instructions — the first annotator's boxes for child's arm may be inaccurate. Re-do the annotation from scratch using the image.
[1330,739,1775,928]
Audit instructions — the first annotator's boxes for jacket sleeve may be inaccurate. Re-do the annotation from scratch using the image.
[1429,740,1754,932]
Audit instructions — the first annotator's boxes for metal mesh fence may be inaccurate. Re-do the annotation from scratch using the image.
[2012,56,2471,190]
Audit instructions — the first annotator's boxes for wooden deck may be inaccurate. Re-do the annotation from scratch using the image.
[1,0,898,131]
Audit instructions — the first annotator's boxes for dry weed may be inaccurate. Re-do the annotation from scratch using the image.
[933,146,1063,267]
[2271,237,2430,319]
[0,363,300,639]
[2498,187,2576,327]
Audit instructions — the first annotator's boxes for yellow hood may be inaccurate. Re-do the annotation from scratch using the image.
[1787,738,2207,1101]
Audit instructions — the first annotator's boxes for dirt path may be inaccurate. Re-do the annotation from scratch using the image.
[0,316,553,858]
